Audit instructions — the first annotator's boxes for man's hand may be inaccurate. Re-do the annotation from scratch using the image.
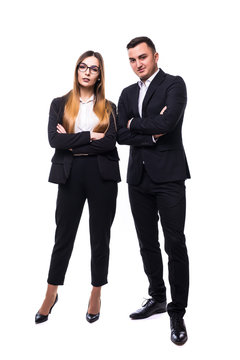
[154,134,164,139]
[90,132,105,140]
[153,106,167,139]
[160,106,167,115]
[127,118,133,129]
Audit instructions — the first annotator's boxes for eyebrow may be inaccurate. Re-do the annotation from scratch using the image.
[80,62,99,67]
[129,53,148,61]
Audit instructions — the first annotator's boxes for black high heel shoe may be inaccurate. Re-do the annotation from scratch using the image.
[86,299,101,323]
[35,294,58,324]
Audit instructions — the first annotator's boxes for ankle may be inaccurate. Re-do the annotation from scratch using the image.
[46,285,58,298]
[90,286,101,298]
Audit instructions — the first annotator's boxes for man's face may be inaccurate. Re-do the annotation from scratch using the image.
[128,42,159,82]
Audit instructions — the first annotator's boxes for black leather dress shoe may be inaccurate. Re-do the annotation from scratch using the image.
[35,294,58,324]
[170,315,188,345]
[129,298,167,319]
[86,312,100,323]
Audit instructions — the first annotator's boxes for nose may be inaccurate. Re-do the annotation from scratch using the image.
[136,59,142,68]
[85,67,90,75]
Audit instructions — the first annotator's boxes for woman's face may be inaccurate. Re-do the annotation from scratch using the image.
[77,56,100,90]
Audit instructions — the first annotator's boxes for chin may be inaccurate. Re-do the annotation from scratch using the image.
[80,82,91,87]
[140,74,148,81]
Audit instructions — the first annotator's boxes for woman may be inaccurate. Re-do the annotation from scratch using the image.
[35,51,121,324]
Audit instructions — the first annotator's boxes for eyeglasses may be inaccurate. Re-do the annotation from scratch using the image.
[78,62,100,75]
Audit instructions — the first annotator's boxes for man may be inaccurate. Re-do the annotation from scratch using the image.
[117,36,190,346]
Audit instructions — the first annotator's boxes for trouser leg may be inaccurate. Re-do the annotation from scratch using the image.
[86,162,118,287]
[47,162,86,285]
[156,181,189,317]
[128,184,166,302]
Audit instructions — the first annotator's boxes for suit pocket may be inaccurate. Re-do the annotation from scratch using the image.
[51,149,68,164]
[51,154,64,164]
[48,163,66,184]
[98,155,121,182]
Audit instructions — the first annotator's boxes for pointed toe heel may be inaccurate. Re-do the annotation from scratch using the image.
[35,294,58,324]
[86,312,100,323]
[86,298,101,323]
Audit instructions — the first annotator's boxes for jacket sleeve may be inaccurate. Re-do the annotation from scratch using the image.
[129,77,187,135]
[71,106,117,155]
[117,90,155,147]
[48,98,91,149]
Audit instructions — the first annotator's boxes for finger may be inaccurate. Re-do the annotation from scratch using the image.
[154,134,164,138]
[160,106,167,115]
[57,127,65,133]
[57,124,66,133]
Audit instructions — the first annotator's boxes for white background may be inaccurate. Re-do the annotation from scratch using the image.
[1,0,239,358]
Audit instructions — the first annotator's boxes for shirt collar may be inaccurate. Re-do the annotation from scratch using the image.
[80,94,95,104]
[138,69,159,88]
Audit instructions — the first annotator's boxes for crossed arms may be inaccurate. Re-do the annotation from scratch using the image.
[48,98,117,155]
[117,76,187,146]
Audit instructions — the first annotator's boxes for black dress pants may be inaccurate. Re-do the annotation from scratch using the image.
[47,156,118,287]
[128,168,189,317]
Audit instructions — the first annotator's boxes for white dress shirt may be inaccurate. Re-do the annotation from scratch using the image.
[128,69,160,144]
[138,69,159,117]
[74,95,99,133]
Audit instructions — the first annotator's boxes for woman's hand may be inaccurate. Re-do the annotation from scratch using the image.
[90,132,105,140]
[57,124,67,134]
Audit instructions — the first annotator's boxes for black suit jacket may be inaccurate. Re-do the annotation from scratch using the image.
[48,95,121,184]
[117,69,190,185]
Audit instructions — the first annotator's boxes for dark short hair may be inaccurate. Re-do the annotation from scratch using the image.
[126,36,156,53]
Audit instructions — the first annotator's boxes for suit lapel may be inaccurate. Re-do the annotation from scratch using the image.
[142,69,166,116]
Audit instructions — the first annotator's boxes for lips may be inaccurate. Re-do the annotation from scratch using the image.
[83,78,90,82]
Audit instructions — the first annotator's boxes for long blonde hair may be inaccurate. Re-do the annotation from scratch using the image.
[63,51,112,133]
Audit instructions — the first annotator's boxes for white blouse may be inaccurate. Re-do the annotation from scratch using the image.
[74,95,100,133]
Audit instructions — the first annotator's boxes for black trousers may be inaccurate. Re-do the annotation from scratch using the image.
[128,168,189,317]
[47,156,118,287]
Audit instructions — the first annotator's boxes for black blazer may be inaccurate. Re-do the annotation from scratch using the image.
[117,69,190,185]
[48,95,121,184]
